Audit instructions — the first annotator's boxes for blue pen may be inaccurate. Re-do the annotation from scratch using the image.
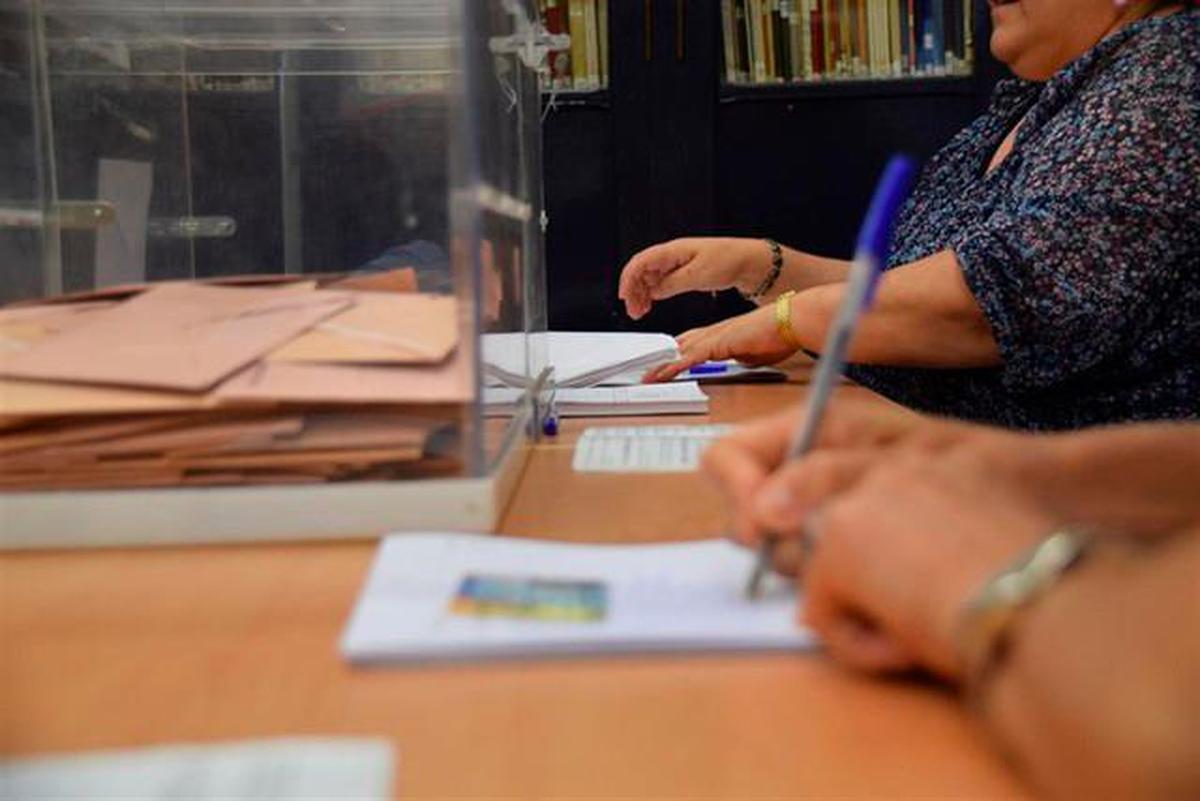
[689,361,731,376]
[540,387,560,437]
[745,155,918,599]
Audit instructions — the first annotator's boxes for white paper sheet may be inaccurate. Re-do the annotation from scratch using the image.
[484,382,708,418]
[572,424,735,472]
[95,158,153,288]
[482,331,678,388]
[0,738,393,801]
[341,533,812,663]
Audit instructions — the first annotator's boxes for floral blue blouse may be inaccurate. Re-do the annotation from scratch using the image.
[846,11,1200,430]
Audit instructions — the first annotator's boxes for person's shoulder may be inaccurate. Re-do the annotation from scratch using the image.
[1100,12,1200,95]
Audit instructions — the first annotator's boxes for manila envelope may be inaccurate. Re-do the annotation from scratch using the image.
[0,377,215,419]
[0,284,351,392]
[0,413,202,456]
[268,293,457,365]
[326,267,418,294]
[0,302,119,365]
[261,414,432,452]
[0,300,118,326]
[3,276,316,308]
[218,344,472,405]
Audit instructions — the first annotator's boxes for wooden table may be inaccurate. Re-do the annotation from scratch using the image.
[0,384,1031,799]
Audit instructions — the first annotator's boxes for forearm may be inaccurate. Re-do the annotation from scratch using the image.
[789,249,1001,367]
[982,533,1200,801]
[1019,425,1200,535]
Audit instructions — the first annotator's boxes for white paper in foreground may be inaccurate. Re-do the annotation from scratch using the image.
[342,533,812,663]
[572,423,735,472]
[0,738,393,801]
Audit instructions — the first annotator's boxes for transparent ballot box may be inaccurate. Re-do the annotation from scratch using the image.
[0,0,554,547]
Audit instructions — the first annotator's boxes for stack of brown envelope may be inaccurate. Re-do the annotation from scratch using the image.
[0,271,468,491]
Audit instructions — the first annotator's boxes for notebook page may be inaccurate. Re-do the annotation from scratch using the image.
[342,533,812,663]
[482,331,678,387]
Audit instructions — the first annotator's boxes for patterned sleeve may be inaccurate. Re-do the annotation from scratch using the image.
[952,60,1199,391]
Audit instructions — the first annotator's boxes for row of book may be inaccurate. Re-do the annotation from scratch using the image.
[538,0,610,92]
[721,0,975,85]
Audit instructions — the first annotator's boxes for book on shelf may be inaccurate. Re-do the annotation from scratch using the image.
[542,0,572,90]
[904,0,917,73]
[567,0,588,89]
[721,0,972,85]
[597,0,608,86]
[583,0,600,90]
[722,0,736,82]
[810,0,826,75]
[889,0,902,75]
[539,0,608,92]
[732,0,751,81]
[792,1,811,80]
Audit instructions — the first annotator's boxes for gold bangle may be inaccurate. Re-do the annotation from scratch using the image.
[774,290,802,349]
[955,526,1095,712]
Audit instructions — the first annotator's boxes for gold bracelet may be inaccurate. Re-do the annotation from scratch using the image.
[955,526,1095,711]
[774,290,802,349]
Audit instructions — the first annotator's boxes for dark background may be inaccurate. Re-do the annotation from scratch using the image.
[2,2,1005,314]
[541,0,1007,334]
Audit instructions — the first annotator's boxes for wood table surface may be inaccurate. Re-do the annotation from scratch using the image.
[0,382,1031,799]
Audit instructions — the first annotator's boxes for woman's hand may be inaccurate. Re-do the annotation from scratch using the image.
[618,238,767,320]
[799,449,1055,679]
[642,306,797,382]
[701,398,976,547]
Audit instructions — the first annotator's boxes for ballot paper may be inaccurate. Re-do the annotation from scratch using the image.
[0,284,351,391]
[483,382,709,418]
[482,331,678,388]
[217,345,472,404]
[326,267,418,294]
[0,411,434,491]
[341,533,811,663]
[0,277,458,493]
[0,376,215,419]
[267,293,457,365]
[572,424,735,472]
[0,738,393,800]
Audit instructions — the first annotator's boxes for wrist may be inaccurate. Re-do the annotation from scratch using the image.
[773,290,803,349]
[738,239,785,300]
[953,526,1096,701]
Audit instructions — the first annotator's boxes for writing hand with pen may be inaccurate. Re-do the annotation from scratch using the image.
[701,397,1046,678]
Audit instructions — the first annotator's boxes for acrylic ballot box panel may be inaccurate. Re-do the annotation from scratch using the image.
[0,1,551,547]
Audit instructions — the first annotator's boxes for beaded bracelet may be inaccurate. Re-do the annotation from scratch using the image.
[742,239,784,301]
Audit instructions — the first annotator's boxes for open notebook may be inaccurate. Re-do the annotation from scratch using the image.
[482,331,678,388]
[341,533,813,663]
[483,382,708,417]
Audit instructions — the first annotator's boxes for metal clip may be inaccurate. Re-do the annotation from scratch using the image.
[147,216,237,239]
[0,201,116,230]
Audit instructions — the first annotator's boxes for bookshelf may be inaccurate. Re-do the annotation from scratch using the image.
[720,1,975,86]
[539,1,1002,334]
